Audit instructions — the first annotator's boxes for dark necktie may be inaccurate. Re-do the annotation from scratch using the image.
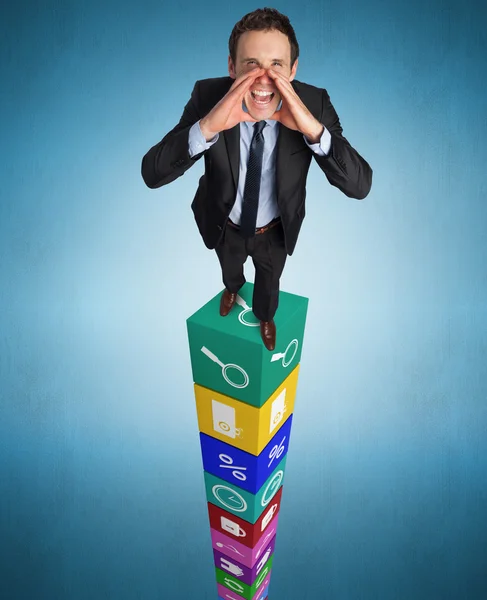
[240,121,266,238]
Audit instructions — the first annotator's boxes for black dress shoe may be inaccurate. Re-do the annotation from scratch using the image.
[220,289,237,316]
[260,320,276,351]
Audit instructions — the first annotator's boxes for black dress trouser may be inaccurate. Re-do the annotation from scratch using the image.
[215,220,288,322]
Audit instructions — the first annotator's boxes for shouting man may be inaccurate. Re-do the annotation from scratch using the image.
[141,8,372,350]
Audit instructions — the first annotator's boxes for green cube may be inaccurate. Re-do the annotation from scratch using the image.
[186,282,308,407]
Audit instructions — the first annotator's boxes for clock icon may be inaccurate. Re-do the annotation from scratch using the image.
[212,484,248,512]
[261,470,283,506]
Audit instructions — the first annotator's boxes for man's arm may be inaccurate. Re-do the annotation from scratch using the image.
[188,121,219,157]
[312,89,372,200]
[266,70,372,199]
[141,81,206,189]
[303,126,331,156]
[142,71,264,189]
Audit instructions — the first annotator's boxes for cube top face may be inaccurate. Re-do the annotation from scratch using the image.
[187,282,308,407]
[194,365,299,455]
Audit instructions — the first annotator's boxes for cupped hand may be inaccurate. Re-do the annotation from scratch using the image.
[200,69,265,140]
[267,69,323,141]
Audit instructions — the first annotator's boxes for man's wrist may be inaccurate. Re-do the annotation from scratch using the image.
[304,122,325,144]
[200,118,219,142]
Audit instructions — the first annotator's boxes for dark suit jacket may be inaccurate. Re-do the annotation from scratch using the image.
[141,77,372,256]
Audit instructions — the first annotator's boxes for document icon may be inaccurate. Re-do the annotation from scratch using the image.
[212,399,237,438]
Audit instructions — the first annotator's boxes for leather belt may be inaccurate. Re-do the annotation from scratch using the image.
[226,217,281,235]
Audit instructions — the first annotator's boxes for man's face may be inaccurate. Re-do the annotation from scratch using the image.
[228,29,298,121]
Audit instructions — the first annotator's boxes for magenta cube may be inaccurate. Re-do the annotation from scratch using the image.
[214,535,276,585]
[210,512,279,568]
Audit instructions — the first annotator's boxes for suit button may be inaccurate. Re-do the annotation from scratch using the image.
[217,225,222,230]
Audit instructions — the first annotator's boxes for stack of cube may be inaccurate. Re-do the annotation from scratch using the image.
[186,282,308,600]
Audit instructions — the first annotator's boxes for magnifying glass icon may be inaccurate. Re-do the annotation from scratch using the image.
[235,295,260,327]
[201,346,250,388]
[270,338,298,367]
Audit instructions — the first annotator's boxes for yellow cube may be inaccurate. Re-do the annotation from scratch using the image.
[194,364,299,456]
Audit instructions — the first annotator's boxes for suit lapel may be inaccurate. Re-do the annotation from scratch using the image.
[223,125,240,191]
[276,123,299,191]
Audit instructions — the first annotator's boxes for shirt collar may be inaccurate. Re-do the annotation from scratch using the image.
[242,99,282,128]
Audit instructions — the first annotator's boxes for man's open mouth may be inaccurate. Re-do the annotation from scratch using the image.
[250,90,275,105]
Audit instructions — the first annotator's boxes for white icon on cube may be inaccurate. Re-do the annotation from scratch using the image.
[261,503,278,531]
[221,516,246,538]
[269,389,286,434]
[216,541,245,557]
[220,557,244,577]
[224,579,245,593]
[212,399,242,439]
[254,566,268,589]
[256,546,272,574]
[255,529,274,559]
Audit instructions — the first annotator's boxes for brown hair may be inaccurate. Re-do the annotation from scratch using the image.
[229,8,299,68]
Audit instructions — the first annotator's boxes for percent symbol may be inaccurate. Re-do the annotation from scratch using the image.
[219,453,247,481]
[268,436,286,467]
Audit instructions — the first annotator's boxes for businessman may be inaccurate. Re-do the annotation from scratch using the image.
[142,8,372,351]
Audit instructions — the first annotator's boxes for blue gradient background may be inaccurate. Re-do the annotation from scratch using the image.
[1,0,486,598]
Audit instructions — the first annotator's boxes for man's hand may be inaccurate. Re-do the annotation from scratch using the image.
[267,69,324,143]
[199,69,265,141]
